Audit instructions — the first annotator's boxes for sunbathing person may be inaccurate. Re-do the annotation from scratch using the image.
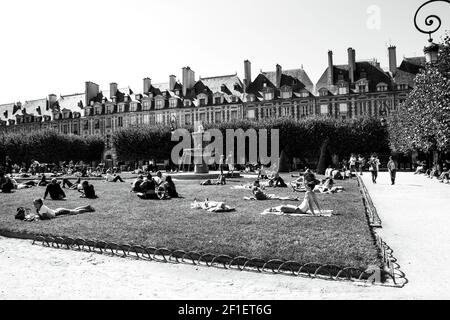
[62,177,82,190]
[105,170,125,183]
[262,188,324,216]
[38,175,49,187]
[79,181,98,199]
[44,179,66,200]
[17,198,95,220]
[314,178,344,194]
[191,198,235,212]
[244,186,299,201]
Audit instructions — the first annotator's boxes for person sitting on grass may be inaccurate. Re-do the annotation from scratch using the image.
[1,176,15,193]
[153,171,164,186]
[131,175,144,193]
[244,186,299,201]
[438,166,450,183]
[163,176,179,198]
[79,181,98,199]
[105,169,125,183]
[62,177,82,190]
[44,178,66,200]
[15,198,95,221]
[414,161,427,175]
[38,175,49,187]
[268,172,287,188]
[262,186,324,216]
[136,176,158,200]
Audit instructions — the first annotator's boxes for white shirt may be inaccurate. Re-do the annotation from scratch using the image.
[38,204,56,219]
[105,173,114,182]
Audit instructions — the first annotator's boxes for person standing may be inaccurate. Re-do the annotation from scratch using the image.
[349,154,357,177]
[368,155,381,184]
[357,155,365,176]
[387,156,397,185]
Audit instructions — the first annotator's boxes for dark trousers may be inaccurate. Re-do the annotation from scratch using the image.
[113,175,124,182]
[371,170,378,183]
[62,179,74,188]
[390,170,397,185]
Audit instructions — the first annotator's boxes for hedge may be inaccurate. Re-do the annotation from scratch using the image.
[0,130,105,166]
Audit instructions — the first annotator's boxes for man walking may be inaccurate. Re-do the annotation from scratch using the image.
[368,154,380,184]
[387,156,397,185]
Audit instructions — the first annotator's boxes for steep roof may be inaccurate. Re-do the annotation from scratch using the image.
[393,56,426,87]
[199,74,244,97]
[261,68,314,93]
[21,98,47,116]
[0,103,17,123]
[57,93,85,114]
[316,61,394,93]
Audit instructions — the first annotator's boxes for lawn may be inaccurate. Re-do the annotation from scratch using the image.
[0,174,381,270]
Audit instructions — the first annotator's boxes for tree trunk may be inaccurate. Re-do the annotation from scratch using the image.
[316,138,330,175]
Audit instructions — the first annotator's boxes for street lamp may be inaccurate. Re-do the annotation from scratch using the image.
[414,0,449,63]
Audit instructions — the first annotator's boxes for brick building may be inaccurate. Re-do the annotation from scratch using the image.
[0,46,425,165]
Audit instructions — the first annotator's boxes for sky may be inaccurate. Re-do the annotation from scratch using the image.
[0,0,449,103]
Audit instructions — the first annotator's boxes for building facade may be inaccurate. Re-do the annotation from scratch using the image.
[0,46,425,164]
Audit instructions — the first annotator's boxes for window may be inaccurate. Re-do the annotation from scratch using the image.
[247,110,256,119]
[142,101,150,110]
[83,121,89,130]
[130,103,137,112]
[184,100,191,107]
[397,84,408,90]
[263,92,273,101]
[118,117,123,127]
[359,85,367,93]
[247,95,255,102]
[377,84,388,92]
[230,96,237,103]
[106,135,111,150]
[230,110,237,120]
[63,125,68,134]
[200,113,206,122]
[106,118,112,128]
[94,119,100,129]
[156,100,164,109]
[143,114,150,124]
[155,114,163,124]
[199,98,206,106]
[338,87,348,95]
[95,107,102,115]
[215,111,222,123]
[320,104,329,115]
[214,97,222,104]
[185,114,191,125]
[281,91,291,99]
[319,89,328,97]
[169,99,177,108]
[130,115,137,125]
[339,103,348,113]
[301,91,309,98]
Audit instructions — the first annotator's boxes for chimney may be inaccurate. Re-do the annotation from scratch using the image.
[388,46,397,74]
[143,78,151,94]
[110,82,118,99]
[348,48,356,83]
[85,81,99,108]
[169,75,176,91]
[182,67,195,96]
[244,60,252,89]
[327,50,334,86]
[48,94,57,109]
[275,64,282,88]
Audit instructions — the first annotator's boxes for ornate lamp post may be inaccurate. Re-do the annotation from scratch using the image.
[414,0,449,63]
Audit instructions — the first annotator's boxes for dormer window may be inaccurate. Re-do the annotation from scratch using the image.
[95,106,102,115]
[397,84,408,90]
[130,103,137,112]
[118,104,124,113]
[199,98,206,106]
[169,99,177,108]
[175,90,181,96]
[377,83,388,92]
[63,111,70,119]
[338,85,348,95]
[142,101,150,110]
[214,97,222,104]
[319,88,329,97]
[300,91,309,98]
[156,99,164,109]
[281,86,292,99]
[184,100,191,107]
[263,91,273,101]
[230,96,238,103]
[359,85,367,93]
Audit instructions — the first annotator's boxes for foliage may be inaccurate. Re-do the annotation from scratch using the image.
[0,130,104,166]
[389,33,450,154]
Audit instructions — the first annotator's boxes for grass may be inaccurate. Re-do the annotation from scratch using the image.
[0,174,381,270]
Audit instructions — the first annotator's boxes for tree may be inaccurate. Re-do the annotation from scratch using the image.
[389,33,450,154]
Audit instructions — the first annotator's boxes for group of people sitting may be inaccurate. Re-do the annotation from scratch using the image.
[290,168,344,194]
[415,161,450,184]
[130,171,179,200]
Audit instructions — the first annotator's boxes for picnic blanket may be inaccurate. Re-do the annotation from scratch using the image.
[191,200,235,213]
[260,210,334,217]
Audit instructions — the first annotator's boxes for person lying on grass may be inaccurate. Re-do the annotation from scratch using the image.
[15,198,95,221]
[191,198,235,212]
[244,186,299,201]
[62,177,82,190]
[200,174,227,186]
[44,178,66,200]
[262,188,324,216]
